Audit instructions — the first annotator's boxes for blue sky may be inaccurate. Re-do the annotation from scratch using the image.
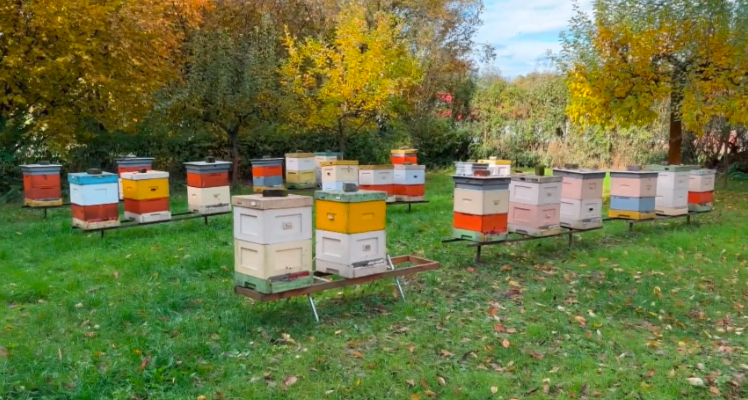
[476,0,593,78]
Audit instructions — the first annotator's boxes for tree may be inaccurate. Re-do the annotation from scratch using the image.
[0,0,209,149]
[280,3,422,157]
[558,0,748,164]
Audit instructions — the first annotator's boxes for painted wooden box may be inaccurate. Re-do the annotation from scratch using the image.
[285,170,316,189]
[185,160,231,189]
[391,148,417,165]
[509,175,562,206]
[253,176,283,188]
[234,238,313,282]
[453,211,508,234]
[393,185,425,200]
[610,196,656,212]
[285,152,316,171]
[316,258,389,279]
[315,229,387,276]
[232,194,312,245]
[69,179,119,206]
[655,188,688,209]
[71,203,120,230]
[124,198,170,215]
[451,228,506,242]
[188,186,231,214]
[315,200,386,234]
[688,191,714,205]
[359,165,394,186]
[251,158,284,181]
[454,161,489,176]
[452,175,510,191]
[689,169,716,193]
[655,171,690,192]
[21,163,63,206]
[121,170,170,201]
[453,187,509,215]
[320,160,359,182]
[508,202,561,229]
[314,151,342,184]
[479,158,512,176]
[609,171,658,197]
[560,198,602,223]
[646,164,699,173]
[552,169,606,200]
[116,156,154,200]
[123,210,172,224]
[321,181,358,191]
[394,164,425,185]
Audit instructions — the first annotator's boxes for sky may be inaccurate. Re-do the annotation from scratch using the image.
[476,0,593,78]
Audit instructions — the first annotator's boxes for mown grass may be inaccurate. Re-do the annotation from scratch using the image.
[1,173,746,400]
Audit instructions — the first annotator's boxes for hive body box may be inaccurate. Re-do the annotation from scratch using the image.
[320,160,359,191]
[648,164,697,216]
[359,165,395,202]
[21,164,63,207]
[609,170,658,220]
[232,194,313,293]
[285,153,317,189]
[508,175,562,236]
[184,160,232,214]
[251,158,284,193]
[391,148,417,165]
[552,168,606,230]
[451,175,510,242]
[393,164,426,201]
[314,152,342,185]
[115,156,154,200]
[121,170,171,223]
[454,162,489,177]
[688,169,716,212]
[314,189,389,278]
[69,171,120,229]
[479,157,512,177]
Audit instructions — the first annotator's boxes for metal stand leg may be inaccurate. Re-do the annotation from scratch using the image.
[568,231,573,248]
[204,215,208,225]
[307,294,320,322]
[476,246,482,264]
[44,208,48,219]
[408,203,412,213]
[100,230,105,239]
[628,222,633,232]
[687,214,691,225]
[387,254,406,302]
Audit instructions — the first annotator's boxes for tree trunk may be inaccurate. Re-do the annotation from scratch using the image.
[337,118,346,158]
[668,93,683,165]
[230,130,240,185]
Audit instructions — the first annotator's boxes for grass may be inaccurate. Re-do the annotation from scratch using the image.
[1,173,747,400]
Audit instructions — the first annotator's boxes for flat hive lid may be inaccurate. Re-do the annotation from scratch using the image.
[285,152,315,158]
[69,171,118,184]
[359,165,394,170]
[452,175,511,184]
[184,160,232,173]
[610,170,659,179]
[232,194,312,209]
[319,160,359,167]
[21,164,62,175]
[646,164,699,172]
[115,156,154,166]
[250,158,284,166]
[120,170,169,180]
[184,160,231,167]
[690,169,717,175]
[314,190,387,203]
[510,174,562,184]
[394,164,425,170]
[552,168,607,179]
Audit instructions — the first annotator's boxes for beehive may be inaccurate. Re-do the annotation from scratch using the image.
[454,161,489,177]
[552,168,606,230]
[251,158,284,193]
[314,151,342,185]
[121,170,171,223]
[478,157,512,176]
[69,170,120,230]
[314,187,388,278]
[391,148,417,165]
[232,192,313,293]
[285,152,316,189]
[21,162,63,207]
[688,169,716,212]
[115,156,154,200]
[393,164,426,201]
[320,160,359,191]
[608,170,658,220]
[359,165,395,202]
[185,159,232,214]
[508,175,562,236]
[647,164,697,216]
[451,175,510,242]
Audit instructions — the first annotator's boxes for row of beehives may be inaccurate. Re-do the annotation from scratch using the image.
[20,157,233,230]
[232,186,390,294]
[450,165,716,241]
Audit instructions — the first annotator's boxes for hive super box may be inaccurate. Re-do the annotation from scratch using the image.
[21,163,63,207]
[391,148,417,165]
[115,156,154,200]
[285,152,316,189]
[314,151,341,185]
[232,193,313,293]
[451,175,510,242]
[69,170,120,230]
[647,164,698,216]
[552,168,606,230]
[185,160,232,214]
[508,174,563,237]
[121,170,171,223]
[688,169,716,212]
[393,164,425,201]
[609,170,658,220]
[454,161,489,177]
[359,165,395,202]
[320,160,359,191]
[478,157,512,176]
[251,158,284,192]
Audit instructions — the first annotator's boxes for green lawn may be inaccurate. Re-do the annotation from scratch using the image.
[1,174,747,399]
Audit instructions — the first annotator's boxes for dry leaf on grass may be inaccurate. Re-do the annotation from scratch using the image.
[502,339,510,348]
[284,376,298,387]
[491,386,498,394]
[687,377,705,386]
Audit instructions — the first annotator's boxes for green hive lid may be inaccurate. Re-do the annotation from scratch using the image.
[646,164,699,172]
[314,189,387,203]
[690,169,717,176]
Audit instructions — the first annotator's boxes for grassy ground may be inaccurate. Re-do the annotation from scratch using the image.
[1,173,747,400]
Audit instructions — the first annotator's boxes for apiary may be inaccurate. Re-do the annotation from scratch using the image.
[359,165,395,202]
[251,158,284,193]
[508,174,562,236]
[552,168,606,230]
[121,170,171,223]
[185,158,232,214]
[21,162,63,207]
[69,169,120,230]
[393,164,425,201]
[314,186,389,278]
[688,169,716,212]
[115,155,154,200]
[232,190,313,293]
[451,175,510,241]
[285,152,316,189]
[320,160,359,191]
[478,157,512,176]
[391,148,417,165]
[647,164,697,216]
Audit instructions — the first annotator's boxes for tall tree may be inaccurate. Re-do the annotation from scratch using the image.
[558,0,748,164]
[280,2,422,156]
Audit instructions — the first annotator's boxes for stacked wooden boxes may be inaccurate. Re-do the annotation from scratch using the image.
[552,168,605,230]
[688,169,716,212]
[454,161,489,176]
[69,169,120,230]
[609,169,658,220]
[184,158,232,215]
[232,191,314,293]
[121,170,171,223]
[115,156,154,200]
[394,164,426,201]
[320,160,359,191]
[647,164,697,216]
[359,165,396,202]
[21,162,63,207]
[479,157,512,176]
[251,158,284,193]
[315,186,389,278]
[452,175,510,242]
[508,174,563,236]
[285,152,317,189]
[314,151,341,186]
[391,148,417,165]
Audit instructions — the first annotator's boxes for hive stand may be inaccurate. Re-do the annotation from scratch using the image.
[22,203,71,219]
[72,210,231,238]
[386,199,429,212]
[607,209,712,232]
[234,255,439,322]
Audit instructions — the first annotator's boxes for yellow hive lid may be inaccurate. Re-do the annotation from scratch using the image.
[285,152,315,158]
[359,164,395,170]
[479,158,512,165]
[391,148,417,154]
[319,160,359,167]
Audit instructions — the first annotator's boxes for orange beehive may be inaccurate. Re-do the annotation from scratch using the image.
[252,165,283,177]
[124,198,170,215]
[186,172,230,188]
[23,174,62,201]
[688,191,713,204]
[393,184,425,197]
[71,203,119,222]
[453,212,508,234]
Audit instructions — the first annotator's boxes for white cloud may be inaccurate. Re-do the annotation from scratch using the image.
[476,0,594,77]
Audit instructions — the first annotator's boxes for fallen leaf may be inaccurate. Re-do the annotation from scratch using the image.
[501,265,512,271]
[406,379,415,387]
[284,376,298,387]
[528,350,544,360]
[351,351,364,358]
[709,386,719,395]
[210,334,220,340]
[550,366,560,373]
[410,394,421,400]
[644,370,655,378]
[653,286,662,298]
[325,390,335,395]
[494,324,506,332]
[84,332,96,338]
[437,376,446,386]
[197,396,206,400]
[574,316,587,327]
[696,363,705,371]
[440,350,453,357]
[488,307,498,316]
[467,267,476,273]
[139,357,151,371]
[502,339,510,348]
[508,280,521,288]
[408,345,416,354]
[424,390,436,398]
[420,378,429,389]
[491,386,498,394]
[687,377,705,387]
[113,271,120,279]
[0,347,7,358]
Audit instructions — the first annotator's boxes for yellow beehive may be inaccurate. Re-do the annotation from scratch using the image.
[286,170,316,184]
[315,200,386,234]
[121,171,170,201]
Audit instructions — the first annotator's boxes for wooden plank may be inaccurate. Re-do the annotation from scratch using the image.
[465,225,601,248]
[234,256,439,302]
